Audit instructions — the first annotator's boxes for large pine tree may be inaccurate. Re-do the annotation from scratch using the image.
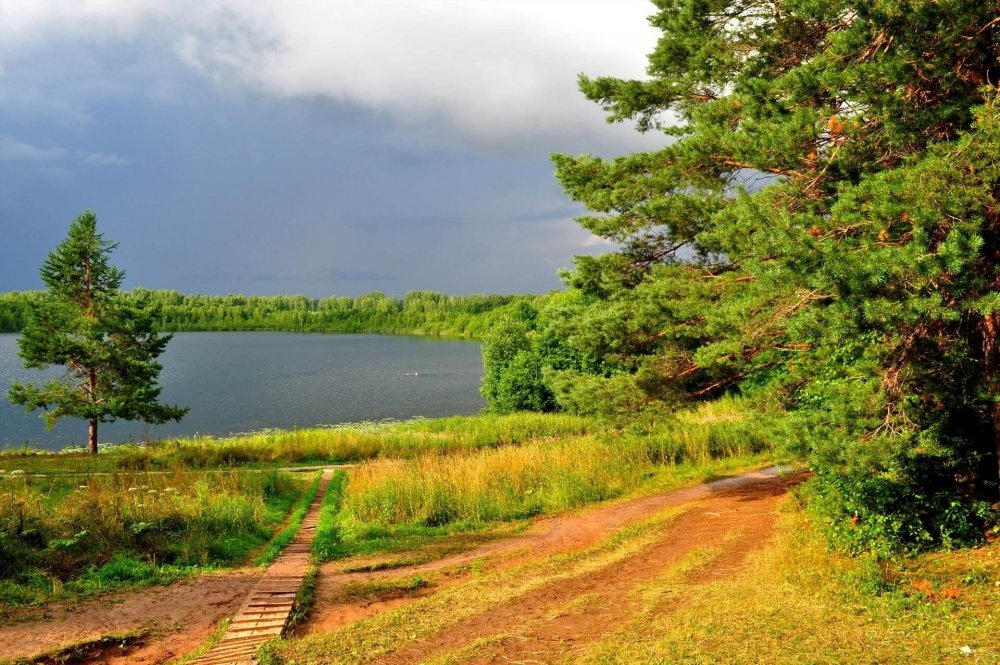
[549,0,1000,551]
[9,211,187,454]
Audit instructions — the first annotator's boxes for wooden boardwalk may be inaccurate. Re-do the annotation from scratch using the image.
[192,470,333,665]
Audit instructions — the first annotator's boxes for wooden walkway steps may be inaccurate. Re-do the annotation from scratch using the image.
[192,470,332,665]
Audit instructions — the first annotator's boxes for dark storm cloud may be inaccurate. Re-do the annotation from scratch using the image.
[347,216,462,233]
[324,269,400,283]
[509,206,584,224]
[0,2,663,298]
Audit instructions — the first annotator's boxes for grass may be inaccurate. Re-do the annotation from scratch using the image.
[0,413,594,474]
[170,618,232,665]
[256,471,323,566]
[311,470,348,562]
[259,504,692,664]
[259,495,1000,665]
[287,565,319,631]
[571,504,1000,664]
[322,397,771,559]
[294,398,774,564]
[0,469,305,612]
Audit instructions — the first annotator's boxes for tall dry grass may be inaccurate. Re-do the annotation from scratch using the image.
[0,413,594,475]
[340,399,773,528]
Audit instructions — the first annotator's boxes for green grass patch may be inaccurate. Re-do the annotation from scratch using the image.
[311,470,347,562]
[0,469,306,612]
[257,471,322,567]
[287,566,318,630]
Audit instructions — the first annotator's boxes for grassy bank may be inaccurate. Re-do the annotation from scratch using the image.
[1,403,777,618]
[0,413,594,474]
[257,471,323,566]
[0,469,306,612]
[305,399,774,562]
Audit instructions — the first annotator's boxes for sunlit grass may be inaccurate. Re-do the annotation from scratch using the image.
[312,400,774,562]
[0,469,305,611]
[0,413,594,474]
[573,505,1000,664]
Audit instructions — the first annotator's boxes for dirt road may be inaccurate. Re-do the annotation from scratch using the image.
[0,467,798,664]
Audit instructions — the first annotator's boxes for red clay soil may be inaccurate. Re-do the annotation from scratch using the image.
[0,569,259,664]
[299,467,799,665]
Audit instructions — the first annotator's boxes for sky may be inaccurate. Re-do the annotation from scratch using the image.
[0,0,665,297]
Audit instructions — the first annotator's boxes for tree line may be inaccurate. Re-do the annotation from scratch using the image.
[0,289,542,338]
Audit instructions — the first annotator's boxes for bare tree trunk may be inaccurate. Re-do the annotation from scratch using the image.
[979,312,1000,488]
[89,418,98,455]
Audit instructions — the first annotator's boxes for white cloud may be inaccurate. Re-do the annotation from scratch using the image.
[0,135,128,168]
[0,135,67,161]
[0,1,665,151]
[81,151,130,167]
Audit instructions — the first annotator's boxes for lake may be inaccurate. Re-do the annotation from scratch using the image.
[0,332,485,450]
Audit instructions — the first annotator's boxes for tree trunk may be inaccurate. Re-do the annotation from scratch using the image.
[88,366,99,455]
[88,418,98,455]
[979,312,1000,489]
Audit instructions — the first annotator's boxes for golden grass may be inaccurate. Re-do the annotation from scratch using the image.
[575,505,1000,664]
[260,505,691,665]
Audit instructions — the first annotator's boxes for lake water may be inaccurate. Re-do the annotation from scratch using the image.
[0,332,485,450]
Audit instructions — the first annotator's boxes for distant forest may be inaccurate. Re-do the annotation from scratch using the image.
[0,289,542,338]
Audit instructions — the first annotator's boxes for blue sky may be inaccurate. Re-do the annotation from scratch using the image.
[0,1,664,297]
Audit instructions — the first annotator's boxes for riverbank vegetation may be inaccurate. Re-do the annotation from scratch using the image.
[0,290,542,338]
[0,405,770,614]
[0,469,307,612]
[0,413,593,474]
[309,398,772,562]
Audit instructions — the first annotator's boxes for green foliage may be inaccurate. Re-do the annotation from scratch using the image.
[480,307,555,413]
[7,211,187,453]
[0,469,303,608]
[256,471,323,566]
[310,471,347,562]
[0,288,543,338]
[544,0,1000,551]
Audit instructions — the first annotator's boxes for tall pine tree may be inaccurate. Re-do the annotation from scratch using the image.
[550,0,1000,551]
[9,211,187,454]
